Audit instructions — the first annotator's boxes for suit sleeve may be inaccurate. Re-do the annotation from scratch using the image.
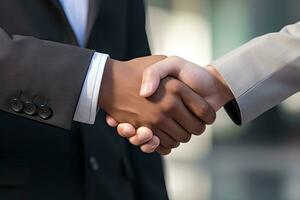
[212,22,300,125]
[0,27,95,129]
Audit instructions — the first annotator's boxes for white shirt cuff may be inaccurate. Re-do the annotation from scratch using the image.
[73,52,109,124]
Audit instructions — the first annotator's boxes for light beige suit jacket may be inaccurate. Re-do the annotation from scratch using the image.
[212,22,300,125]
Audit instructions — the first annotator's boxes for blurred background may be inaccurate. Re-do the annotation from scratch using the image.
[145,0,300,199]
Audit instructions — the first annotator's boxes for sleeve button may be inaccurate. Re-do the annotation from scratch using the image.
[38,105,52,119]
[89,157,99,171]
[10,98,24,113]
[24,101,37,116]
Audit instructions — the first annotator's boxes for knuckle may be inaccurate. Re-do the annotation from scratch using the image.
[150,112,165,126]
[155,55,167,60]
[162,143,173,149]
[208,111,217,124]
[196,103,210,118]
[194,125,206,135]
[165,79,182,94]
[170,142,180,148]
[159,138,173,149]
[169,56,182,63]
[180,134,192,143]
[167,141,179,149]
[162,97,177,113]
[189,124,206,135]
[159,148,171,155]
[200,103,210,116]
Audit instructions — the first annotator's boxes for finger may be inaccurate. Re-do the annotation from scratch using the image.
[106,115,119,127]
[156,146,172,155]
[140,136,160,153]
[155,129,180,149]
[172,98,206,136]
[180,86,216,124]
[161,119,192,143]
[140,56,184,97]
[129,127,154,146]
[117,123,137,138]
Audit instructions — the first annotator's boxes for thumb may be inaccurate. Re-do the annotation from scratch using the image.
[139,56,183,97]
[106,115,119,127]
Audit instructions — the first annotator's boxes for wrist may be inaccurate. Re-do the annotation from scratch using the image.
[206,64,234,109]
[98,58,120,110]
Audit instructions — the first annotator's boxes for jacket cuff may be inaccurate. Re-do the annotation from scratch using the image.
[73,53,109,124]
[224,99,242,125]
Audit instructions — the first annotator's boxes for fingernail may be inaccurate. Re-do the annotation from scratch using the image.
[140,82,150,96]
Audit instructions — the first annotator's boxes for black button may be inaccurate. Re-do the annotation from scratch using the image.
[24,101,37,116]
[89,157,99,171]
[38,105,52,119]
[10,98,24,113]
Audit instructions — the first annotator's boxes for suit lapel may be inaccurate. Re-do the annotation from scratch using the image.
[49,0,78,45]
[49,0,101,46]
[85,0,102,44]
[49,0,65,16]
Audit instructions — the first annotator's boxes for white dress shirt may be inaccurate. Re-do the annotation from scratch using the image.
[60,0,108,124]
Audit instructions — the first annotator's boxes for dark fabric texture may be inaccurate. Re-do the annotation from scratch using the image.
[0,0,169,200]
[224,99,242,125]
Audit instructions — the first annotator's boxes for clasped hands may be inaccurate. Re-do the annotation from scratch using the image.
[99,55,234,155]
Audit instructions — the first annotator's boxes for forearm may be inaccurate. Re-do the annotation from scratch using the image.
[212,22,300,124]
[0,27,94,129]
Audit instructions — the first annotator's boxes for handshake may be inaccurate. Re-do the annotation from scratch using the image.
[99,55,234,155]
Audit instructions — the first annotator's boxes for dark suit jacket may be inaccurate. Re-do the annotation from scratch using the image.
[0,0,169,199]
